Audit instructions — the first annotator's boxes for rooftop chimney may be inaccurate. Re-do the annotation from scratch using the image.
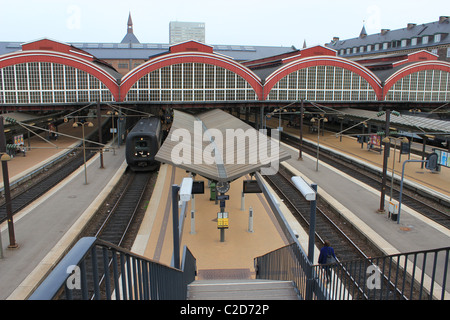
[381,29,390,35]
[407,23,416,30]
[439,16,449,24]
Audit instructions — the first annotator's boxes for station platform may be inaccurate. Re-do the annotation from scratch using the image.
[267,117,450,254]
[0,117,100,187]
[266,116,450,200]
[131,164,290,280]
[0,118,123,300]
[0,111,448,300]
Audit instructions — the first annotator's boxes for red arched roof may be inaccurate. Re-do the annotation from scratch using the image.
[383,61,450,99]
[264,56,383,100]
[0,50,120,101]
[120,51,264,101]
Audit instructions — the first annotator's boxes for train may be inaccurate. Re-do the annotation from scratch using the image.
[125,116,162,171]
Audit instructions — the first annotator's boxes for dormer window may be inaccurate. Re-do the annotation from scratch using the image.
[401,39,407,47]
[423,36,429,44]
[434,34,441,43]
[411,38,418,46]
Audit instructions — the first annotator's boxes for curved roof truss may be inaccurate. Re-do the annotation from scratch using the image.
[120,52,263,101]
[0,51,120,103]
[264,56,383,101]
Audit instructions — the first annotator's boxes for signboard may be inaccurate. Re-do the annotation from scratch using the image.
[400,141,410,155]
[14,134,24,146]
[243,180,262,194]
[369,134,381,147]
[433,149,450,168]
[191,181,205,194]
[217,212,229,229]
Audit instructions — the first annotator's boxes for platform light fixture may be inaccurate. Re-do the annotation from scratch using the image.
[73,121,94,185]
[0,117,18,249]
[291,176,317,264]
[310,116,328,171]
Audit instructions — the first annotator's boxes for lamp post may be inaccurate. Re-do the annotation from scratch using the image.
[107,111,118,155]
[291,176,317,300]
[291,176,317,263]
[310,116,328,171]
[0,116,17,249]
[73,121,94,185]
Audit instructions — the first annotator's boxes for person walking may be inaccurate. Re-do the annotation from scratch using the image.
[318,240,337,283]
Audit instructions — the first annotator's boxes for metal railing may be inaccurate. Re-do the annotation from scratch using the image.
[255,243,449,300]
[28,237,196,300]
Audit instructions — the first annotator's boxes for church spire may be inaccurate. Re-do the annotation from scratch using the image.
[121,12,140,44]
[360,22,367,38]
[127,12,133,34]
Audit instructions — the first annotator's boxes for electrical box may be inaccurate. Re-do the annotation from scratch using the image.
[388,201,398,221]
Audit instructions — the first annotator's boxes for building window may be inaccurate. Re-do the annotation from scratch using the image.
[125,63,257,102]
[401,39,407,47]
[0,62,114,104]
[367,45,372,52]
[434,34,441,43]
[383,42,389,50]
[386,69,450,102]
[375,43,380,51]
[267,65,377,102]
[423,36,429,44]
[412,38,418,46]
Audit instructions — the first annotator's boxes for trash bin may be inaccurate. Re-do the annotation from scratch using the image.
[210,182,216,201]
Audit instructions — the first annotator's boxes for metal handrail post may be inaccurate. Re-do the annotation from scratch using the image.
[172,184,181,269]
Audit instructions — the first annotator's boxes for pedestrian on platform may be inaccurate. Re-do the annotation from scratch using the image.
[318,240,337,283]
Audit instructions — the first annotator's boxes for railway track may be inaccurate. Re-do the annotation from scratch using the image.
[63,168,157,300]
[264,166,423,300]
[282,132,450,229]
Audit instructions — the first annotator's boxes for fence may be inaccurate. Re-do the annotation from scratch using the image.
[29,237,196,300]
[255,243,449,300]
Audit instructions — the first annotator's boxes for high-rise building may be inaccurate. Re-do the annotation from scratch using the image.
[169,21,205,44]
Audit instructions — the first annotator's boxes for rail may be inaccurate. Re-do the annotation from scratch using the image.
[255,244,449,300]
[28,237,197,300]
[254,171,449,300]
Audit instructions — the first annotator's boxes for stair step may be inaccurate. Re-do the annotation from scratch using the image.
[187,280,300,300]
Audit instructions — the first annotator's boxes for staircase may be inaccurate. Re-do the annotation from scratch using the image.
[187,279,301,300]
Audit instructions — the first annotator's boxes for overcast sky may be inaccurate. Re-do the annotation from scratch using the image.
[0,0,447,48]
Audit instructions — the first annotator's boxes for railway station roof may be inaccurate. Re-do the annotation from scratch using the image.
[338,108,450,136]
[155,109,291,182]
